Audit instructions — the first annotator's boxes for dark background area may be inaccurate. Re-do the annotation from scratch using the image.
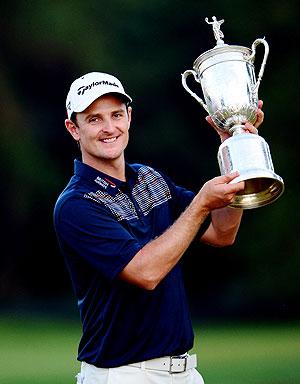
[0,0,299,321]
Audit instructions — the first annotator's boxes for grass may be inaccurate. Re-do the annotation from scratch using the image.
[0,315,299,383]
[191,321,300,384]
[0,315,80,384]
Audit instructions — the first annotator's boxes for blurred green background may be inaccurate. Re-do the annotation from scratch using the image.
[0,0,299,382]
[1,315,300,383]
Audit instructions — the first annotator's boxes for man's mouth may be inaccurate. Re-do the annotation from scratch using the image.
[101,136,118,143]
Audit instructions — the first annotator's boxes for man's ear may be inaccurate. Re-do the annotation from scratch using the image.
[65,119,80,141]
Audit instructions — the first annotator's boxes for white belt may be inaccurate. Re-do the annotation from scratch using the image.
[129,354,197,373]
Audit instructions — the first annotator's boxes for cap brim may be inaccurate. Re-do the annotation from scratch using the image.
[73,91,132,114]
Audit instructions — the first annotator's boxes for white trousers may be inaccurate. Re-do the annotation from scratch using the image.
[76,361,205,384]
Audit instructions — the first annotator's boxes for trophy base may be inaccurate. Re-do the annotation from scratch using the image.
[218,133,284,209]
[228,171,284,209]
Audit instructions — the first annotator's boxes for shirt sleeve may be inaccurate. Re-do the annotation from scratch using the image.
[54,196,142,282]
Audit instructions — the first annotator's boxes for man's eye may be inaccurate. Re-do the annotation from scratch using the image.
[114,113,123,119]
[89,117,99,123]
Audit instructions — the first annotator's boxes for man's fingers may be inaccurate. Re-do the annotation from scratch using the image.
[244,122,258,134]
[254,100,264,128]
[205,115,216,128]
[215,172,245,193]
[201,172,245,210]
[225,180,245,194]
[216,171,240,184]
[254,108,264,128]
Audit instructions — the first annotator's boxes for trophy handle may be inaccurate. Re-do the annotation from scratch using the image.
[181,70,209,112]
[248,38,269,95]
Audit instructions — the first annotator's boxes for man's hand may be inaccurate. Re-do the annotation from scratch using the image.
[205,100,264,142]
[196,171,245,212]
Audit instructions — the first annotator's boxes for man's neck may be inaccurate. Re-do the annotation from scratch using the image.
[83,157,126,181]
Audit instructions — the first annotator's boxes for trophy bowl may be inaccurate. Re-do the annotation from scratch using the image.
[182,16,284,209]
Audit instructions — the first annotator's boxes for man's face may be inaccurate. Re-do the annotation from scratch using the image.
[67,94,132,169]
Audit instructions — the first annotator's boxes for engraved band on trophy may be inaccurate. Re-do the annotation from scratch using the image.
[182,16,284,209]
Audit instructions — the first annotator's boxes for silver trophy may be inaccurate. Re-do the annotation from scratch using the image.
[182,16,284,209]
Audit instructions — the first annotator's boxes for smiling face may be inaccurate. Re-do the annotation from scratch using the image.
[65,94,132,175]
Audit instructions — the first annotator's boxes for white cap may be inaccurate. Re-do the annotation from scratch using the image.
[66,72,132,119]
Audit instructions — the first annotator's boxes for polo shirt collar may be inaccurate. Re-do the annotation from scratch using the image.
[74,159,138,195]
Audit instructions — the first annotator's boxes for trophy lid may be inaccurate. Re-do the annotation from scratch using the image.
[193,17,252,71]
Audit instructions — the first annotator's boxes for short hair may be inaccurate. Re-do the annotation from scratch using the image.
[70,112,78,126]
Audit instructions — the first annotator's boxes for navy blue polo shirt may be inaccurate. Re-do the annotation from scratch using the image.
[54,159,206,368]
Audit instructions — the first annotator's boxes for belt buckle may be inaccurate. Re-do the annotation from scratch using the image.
[169,355,188,373]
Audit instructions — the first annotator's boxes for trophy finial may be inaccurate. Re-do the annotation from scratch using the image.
[205,16,225,46]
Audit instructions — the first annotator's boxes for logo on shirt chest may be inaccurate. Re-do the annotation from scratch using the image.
[84,166,171,221]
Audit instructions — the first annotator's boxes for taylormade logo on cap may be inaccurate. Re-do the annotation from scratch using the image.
[66,72,132,119]
[77,80,119,96]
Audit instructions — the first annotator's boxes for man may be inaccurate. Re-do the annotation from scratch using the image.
[54,72,263,384]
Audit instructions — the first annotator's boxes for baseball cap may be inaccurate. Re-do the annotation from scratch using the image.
[66,72,132,119]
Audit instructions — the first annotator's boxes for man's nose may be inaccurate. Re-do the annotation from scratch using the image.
[102,118,114,133]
